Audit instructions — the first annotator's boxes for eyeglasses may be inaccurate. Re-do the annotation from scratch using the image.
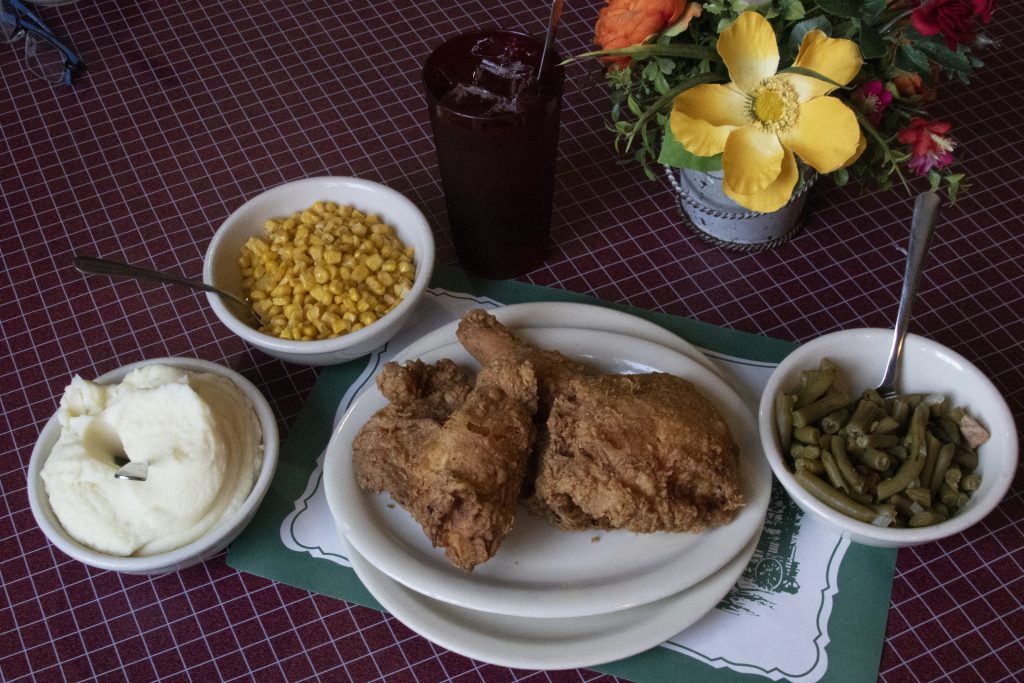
[2,0,85,85]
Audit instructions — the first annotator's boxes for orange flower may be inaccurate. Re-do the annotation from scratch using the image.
[594,0,694,68]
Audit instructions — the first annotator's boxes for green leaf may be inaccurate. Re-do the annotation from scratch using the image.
[928,170,942,192]
[946,173,965,201]
[861,0,887,23]
[643,60,660,81]
[895,45,932,80]
[785,0,806,21]
[658,117,723,171]
[913,39,973,73]
[816,0,861,18]
[787,16,832,56]
[859,25,886,60]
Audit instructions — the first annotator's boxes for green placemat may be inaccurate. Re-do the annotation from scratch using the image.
[228,264,896,682]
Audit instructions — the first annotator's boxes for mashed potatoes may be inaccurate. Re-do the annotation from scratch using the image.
[41,364,263,557]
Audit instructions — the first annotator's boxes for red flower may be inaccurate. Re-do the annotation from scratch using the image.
[852,80,893,126]
[911,0,994,50]
[594,0,696,68]
[897,118,956,175]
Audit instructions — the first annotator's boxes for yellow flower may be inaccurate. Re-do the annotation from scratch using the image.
[669,12,863,212]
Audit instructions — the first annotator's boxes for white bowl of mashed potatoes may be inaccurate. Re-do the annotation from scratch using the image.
[27,358,279,575]
[204,176,435,366]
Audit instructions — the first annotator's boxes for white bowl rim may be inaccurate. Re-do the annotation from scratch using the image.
[759,328,1019,546]
[27,357,280,573]
[202,176,435,354]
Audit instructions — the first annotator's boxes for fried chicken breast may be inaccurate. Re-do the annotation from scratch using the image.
[531,372,744,533]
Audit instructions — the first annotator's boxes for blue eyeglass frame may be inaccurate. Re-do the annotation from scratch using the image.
[1,0,85,85]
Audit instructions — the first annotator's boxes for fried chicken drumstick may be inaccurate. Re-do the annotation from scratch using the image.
[456,308,593,416]
[353,358,538,570]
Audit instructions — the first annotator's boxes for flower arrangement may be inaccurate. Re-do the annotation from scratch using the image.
[580,0,994,212]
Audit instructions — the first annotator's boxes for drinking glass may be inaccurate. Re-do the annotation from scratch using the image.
[423,29,564,279]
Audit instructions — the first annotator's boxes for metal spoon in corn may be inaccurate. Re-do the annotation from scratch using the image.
[73,255,265,327]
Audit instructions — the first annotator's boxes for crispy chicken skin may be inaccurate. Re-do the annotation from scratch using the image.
[456,308,592,416]
[354,358,539,570]
[353,359,472,509]
[531,372,744,533]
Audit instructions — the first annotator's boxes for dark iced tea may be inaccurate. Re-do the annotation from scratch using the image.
[423,30,564,279]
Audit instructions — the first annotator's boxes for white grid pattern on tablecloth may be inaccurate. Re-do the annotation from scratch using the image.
[2,0,1022,682]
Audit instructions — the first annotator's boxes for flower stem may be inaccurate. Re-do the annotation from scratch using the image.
[567,43,720,64]
[622,71,722,151]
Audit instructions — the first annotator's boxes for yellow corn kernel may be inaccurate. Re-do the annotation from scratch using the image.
[359,311,377,327]
[351,265,370,282]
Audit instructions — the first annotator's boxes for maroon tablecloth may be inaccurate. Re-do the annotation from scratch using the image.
[2,1,1021,681]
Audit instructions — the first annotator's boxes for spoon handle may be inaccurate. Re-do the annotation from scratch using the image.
[536,0,564,82]
[878,191,942,394]
[74,255,220,296]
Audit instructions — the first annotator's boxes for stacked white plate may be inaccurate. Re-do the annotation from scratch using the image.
[322,303,771,670]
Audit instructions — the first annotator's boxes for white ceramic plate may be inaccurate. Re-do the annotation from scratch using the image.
[349,527,759,670]
[398,301,721,378]
[324,327,770,618]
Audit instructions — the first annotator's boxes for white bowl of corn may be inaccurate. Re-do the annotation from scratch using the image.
[204,176,435,365]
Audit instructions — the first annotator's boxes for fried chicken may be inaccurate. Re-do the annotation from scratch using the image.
[531,372,744,533]
[456,308,593,416]
[353,358,539,570]
[353,359,472,507]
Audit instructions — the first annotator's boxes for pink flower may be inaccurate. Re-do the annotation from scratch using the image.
[851,80,893,126]
[897,118,956,175]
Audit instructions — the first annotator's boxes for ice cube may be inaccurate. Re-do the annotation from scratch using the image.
[472,58,535,99]
[441,83,510,116]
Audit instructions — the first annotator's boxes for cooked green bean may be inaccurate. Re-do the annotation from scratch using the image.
[795,362,836,408]
[928,442,955,494]
[858,447,891,472]
[846,399,882,436]
[794,469,878,523]
[791,444,821,460]
[794,425,821,445]
[939,481,960,507]
[909,510,947,527]
[954,445,978,472]
[906,403,930,459]
[778,360,987,529]
[905,486,932,509]
[876,454,926,501]
[821,449,848,491]
[795,458,826,475]
[889,399,910,425]
[792,390,850,428]
[943,465,961,490]
[960,472,982,492]
[855,434,900,450]
[831,436,865,492]
[821,407,849,434]
[775,392,796,451]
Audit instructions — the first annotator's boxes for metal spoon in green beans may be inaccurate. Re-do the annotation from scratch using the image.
[775,358,989,528]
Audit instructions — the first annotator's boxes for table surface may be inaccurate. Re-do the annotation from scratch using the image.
[2,1,1022,681]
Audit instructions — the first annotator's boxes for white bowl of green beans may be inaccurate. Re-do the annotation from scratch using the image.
[758,328,1017,547]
